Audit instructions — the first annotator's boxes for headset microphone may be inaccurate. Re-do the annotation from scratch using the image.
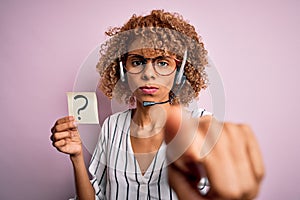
[143,99,170,107]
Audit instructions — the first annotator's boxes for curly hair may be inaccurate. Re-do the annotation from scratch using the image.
[96,9,208,105]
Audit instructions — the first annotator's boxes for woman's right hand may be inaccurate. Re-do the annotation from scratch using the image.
[50,116,82,158]
[51,117,96,199]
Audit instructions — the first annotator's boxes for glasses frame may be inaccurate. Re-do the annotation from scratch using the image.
[123,53,181,76]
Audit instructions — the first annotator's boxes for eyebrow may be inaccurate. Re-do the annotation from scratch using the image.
[127,54,172,60]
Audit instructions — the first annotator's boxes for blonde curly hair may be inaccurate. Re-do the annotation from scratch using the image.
[96,9,208,105]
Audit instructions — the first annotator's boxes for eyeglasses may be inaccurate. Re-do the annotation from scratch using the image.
[124,54,180,76]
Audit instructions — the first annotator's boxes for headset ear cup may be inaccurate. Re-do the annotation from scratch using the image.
[170,74,186,104]
[119,60,125,82]
[172,71,186,95]
[177,75,186,92]
[173,50,187,98]
[175,50,187,85]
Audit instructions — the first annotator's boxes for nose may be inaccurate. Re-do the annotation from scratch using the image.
[141,61,156,80]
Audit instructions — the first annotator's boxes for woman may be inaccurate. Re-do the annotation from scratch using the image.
[51,10,264,200]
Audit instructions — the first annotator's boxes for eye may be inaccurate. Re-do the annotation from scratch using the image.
[156,60,170,68]
[158,61,168,67]
[131,59,146,67]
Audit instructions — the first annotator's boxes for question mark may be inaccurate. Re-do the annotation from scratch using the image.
[74,95,88,120]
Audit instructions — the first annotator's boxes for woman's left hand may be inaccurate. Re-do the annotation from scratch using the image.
[165,106,265,200]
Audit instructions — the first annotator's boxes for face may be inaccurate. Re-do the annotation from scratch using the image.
[125,48,177,105]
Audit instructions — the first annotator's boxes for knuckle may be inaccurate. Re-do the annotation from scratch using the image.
[242,182,259,200]
[52,141,59,148]
[224,187,244,200]
[222,123,251,141]
[221,123,234,140]
[50,134,54,141]
[240,124,251,132]
[52,133,59,141]
[222,122,233,134]
[223,180,258,200]
[257,168,265,182]
[68,122,73,128]
[55,124,63,132]
[55,139,65,147]
[51,141,56,147]
[51,126,56,133]
[68,121,76,129]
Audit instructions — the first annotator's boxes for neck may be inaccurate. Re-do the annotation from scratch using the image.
[130,100,171,138]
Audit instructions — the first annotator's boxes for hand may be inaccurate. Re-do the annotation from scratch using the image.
[50,116,82,158]
[165,106,265,200]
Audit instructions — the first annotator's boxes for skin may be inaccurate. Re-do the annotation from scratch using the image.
[126,48,177,175]
[165,107,265,200]
[50,48,264,200]
[51,116,95,200]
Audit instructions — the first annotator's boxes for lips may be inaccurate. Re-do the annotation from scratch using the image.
[139,86,158,94]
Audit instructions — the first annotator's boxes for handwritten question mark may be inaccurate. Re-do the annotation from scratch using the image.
[74,95,88,120]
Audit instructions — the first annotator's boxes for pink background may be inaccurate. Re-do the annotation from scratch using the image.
[1,0,299,199]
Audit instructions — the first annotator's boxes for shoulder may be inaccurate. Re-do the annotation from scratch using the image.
[99,109,131,141]
[101,109,132,137]
[102,109,131,126]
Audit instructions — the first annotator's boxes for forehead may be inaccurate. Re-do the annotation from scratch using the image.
[127,37,176,58]
[128,49,172,58]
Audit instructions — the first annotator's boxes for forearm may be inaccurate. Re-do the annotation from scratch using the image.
[71,153,95,200]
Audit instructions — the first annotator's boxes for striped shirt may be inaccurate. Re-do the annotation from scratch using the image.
[86,108,210,200]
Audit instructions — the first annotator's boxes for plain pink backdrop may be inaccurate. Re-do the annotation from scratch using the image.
[1,0,299,199]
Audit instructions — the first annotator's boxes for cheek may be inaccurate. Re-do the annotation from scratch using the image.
[126,73,176,92]
[164,74,176,90]
[127,74,140,92]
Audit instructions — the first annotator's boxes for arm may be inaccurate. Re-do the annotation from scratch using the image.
[71,154,95,200]
[165,106,265,200]
[51,116,95,200]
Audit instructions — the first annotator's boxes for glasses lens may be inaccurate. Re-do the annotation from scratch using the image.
[125,55,145,74]
[153,57,177,76]
[125,55,177,75]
